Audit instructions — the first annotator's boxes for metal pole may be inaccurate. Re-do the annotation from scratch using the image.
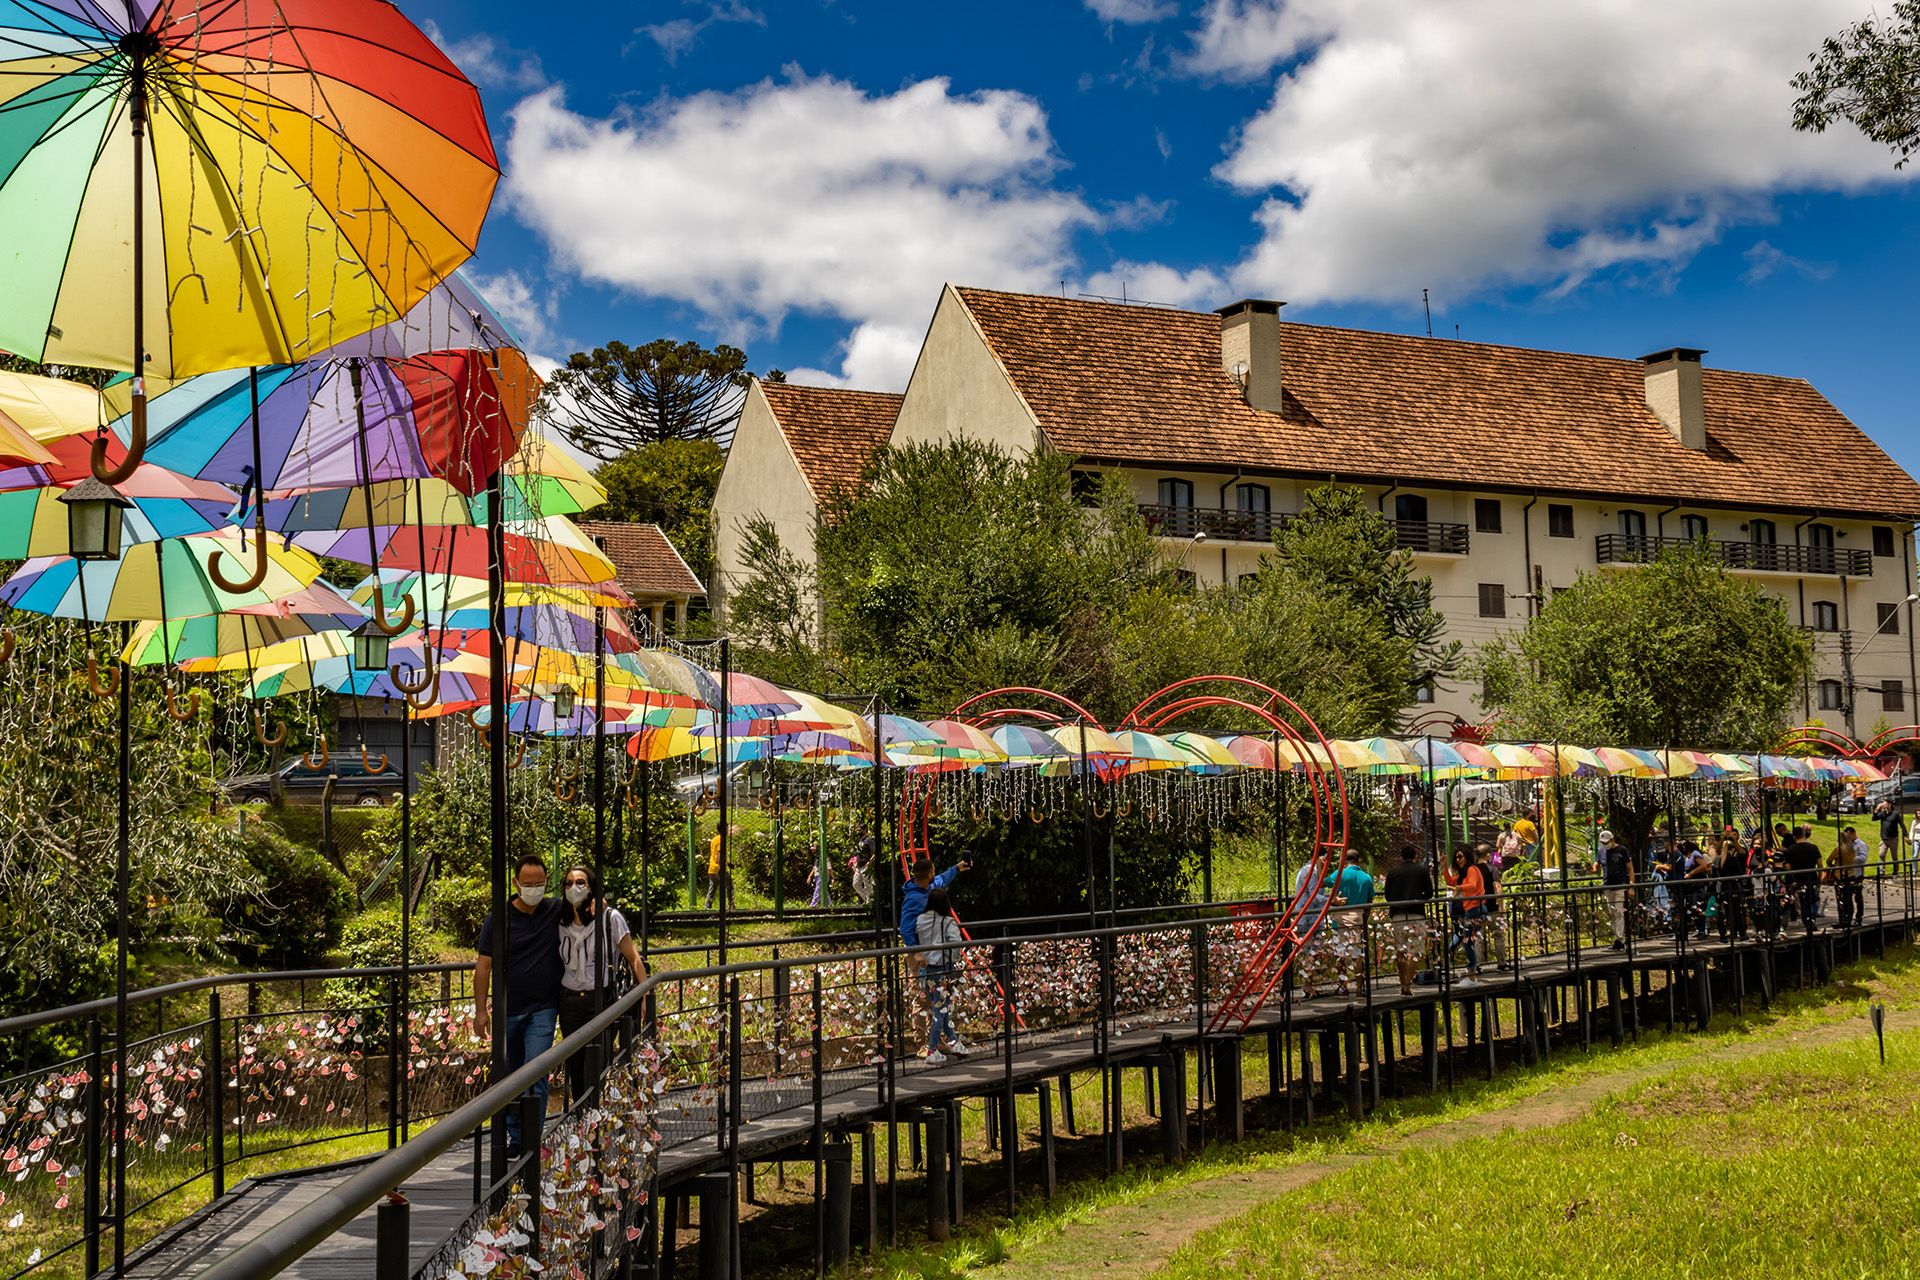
[486,465,509,1186]
[113,621,131,1273]
[1080,719,1096,930]
[399,701,413,1141]
[594,599,608,1007]
[718,637,731,966]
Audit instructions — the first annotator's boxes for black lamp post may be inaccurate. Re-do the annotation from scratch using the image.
[58,477,132,561]
[349,617,392,671]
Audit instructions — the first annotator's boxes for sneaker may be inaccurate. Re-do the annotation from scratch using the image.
[946,1040,972,1057]
[1610,940,1626,951]
[925,1051,948,1065]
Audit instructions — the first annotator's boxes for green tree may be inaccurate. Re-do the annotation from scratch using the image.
[724,515,821,688]
[1477,548,1815,846]
[541,339,764,456]
[1270,484,1461,700]
[1793,0,1920,168]
[591,439,726,584]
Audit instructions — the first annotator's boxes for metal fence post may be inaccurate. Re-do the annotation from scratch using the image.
[83,1018,102,1277]
[209,989,227,1198]
[376,1191,410,1280]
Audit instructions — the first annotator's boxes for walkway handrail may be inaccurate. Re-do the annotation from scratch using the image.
[0,961,472,1037]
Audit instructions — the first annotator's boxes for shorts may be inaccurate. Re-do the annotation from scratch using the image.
[1388,917,1430,962]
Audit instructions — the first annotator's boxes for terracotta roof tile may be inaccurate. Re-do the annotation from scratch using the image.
[576,521,704,598]
[954,287,1920,520]
[759,381,901,500]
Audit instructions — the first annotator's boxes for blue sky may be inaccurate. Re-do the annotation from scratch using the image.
[408,0,1920,471]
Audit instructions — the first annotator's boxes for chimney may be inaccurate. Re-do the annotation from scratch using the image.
[1640,347,1708,451]
[1216,299,1286,414]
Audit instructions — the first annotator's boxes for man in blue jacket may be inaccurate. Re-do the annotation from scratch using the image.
[900,855,972,957]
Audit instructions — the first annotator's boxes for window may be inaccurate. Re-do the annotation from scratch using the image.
[1157,478,1193,508]
[1818,679,1844,711]
[1069,469,1101,503]
[1475,498,1502,533]
[1807,523,1836,549]
[1235,483,1270,513]
[1478,583,1507,618]
[1236,572,1261,589]
[1414,684,1435,704]
[1547,504,1574,538]
[1749,519,1777,545]
[1807,523,1837,573]
[1680,514,1709,542]
[1618,509,1648,540]
[1874,526,1896,558]
[1394,493,1429,524]
[1879,602,1902,635]
[1885,679,1906,713]
[1812,602,1839,632]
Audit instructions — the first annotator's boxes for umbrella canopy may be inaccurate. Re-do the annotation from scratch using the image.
[122,581,366,665]
[293,515,618,585]
[0,474,234,557]
[0,529,322,621]
[1219,734,1277,771]
[1115,730,1189,773]
[0,1,498,377]
[989,723,1069,764]
[918,720,1010,763]
[1165,731,1240,773]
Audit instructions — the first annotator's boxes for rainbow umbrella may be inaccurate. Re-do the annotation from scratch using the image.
[121,581,366,665]
[989,724,1069,764]
[0,529,322,621]
[1116,729,1190,773]
[1594,746,1656,777]
[918,720,1009,763]
[1711,753,1758,781]
[292,515,619,586]
[1166,731,1240,773]
[1046,724,1128,759]
[1218,734,1277,771]
[1485,742,1555,779]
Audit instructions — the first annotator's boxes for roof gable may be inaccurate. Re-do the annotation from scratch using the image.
[952,286,1920,519]
[759,381,902,501]
[576,520,704,599]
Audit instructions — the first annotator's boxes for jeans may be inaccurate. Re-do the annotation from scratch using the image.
[502,1004,558,1146]
[1605,886,1628,941]
[1837,879,1864,928]
[1798,881,1820,931]
[1448,904,1486,973]
[921,966,954,1053]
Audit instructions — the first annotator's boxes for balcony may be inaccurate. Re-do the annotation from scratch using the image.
[1138,503,1284,543]
[1138,505,1471,553]
[1595,534,1873,577]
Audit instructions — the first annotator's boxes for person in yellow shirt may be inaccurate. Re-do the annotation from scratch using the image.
[1512,815,1540,858]
[704,824,739,908]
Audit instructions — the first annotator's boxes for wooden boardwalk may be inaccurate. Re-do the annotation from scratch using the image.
[122,906,1913,1278]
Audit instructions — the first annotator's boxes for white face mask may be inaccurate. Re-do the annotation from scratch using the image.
[565,883,590,906]
[518,885,546,907]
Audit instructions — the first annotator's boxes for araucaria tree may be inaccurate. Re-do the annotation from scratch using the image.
[1793,0,1920,168]
[540,338,757,457]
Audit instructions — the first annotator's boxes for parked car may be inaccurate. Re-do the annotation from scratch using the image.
[224,752,408,807]
[1863,775,1920,812]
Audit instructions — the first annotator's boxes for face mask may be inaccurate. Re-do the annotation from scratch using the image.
[518,885,546,907]
[565,884,590,906]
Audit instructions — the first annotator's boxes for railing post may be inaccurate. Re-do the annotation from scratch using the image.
[387,973,401,1150]
[1000,942,1016,1212]
[209,989,227,1198]
[83,1018,102,1278]
[376,1191,410,1280]
[521,1093,543,1258]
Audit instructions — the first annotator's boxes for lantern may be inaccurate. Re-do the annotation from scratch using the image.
[554,685,577,719]
[58,478,132,561]
[350,617,391,671]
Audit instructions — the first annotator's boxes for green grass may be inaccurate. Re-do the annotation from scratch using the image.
[1160,1031,1920,1279]
[815,943,1920,1280]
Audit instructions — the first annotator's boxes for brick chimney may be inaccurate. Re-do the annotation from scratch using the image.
[1217,299,1286,414]
[1640,347,1707,451]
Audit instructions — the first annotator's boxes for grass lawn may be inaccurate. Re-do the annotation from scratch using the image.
[1160,1030,1920,1279]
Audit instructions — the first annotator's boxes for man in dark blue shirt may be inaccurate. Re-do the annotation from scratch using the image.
[475,855,563,1154]
[900,856,971,958]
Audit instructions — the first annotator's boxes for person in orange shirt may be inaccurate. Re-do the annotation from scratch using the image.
[1443,846,1488,981]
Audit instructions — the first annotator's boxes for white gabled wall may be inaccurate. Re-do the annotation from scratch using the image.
[890,285,1043,453]
[711,380,817,625]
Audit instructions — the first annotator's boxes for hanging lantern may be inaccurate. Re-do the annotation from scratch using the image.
[349,618,391,671]
[58,478,132,562]
[554,685,577,719]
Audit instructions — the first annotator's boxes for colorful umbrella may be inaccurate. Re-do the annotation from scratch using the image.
[1116,730,1189,773]
[292,515,617,585]
[1219,734,1277,771]
[989,724,1070,763]
[1165,731,1240,773]
[0,529,322,621]
[121,582,366,665]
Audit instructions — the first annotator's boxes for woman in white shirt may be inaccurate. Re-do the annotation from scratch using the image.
[557,865,647,1104]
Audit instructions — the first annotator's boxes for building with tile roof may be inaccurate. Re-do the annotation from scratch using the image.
[716,284,1920,732]
[577,519,704,637]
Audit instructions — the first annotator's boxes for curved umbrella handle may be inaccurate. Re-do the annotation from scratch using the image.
[463,707,484,733]
[404,676,439,714]
[369,589,416,637]
[86,655,120,699]
[90,420,142,486]
[0,626,13,664]
[554,776,575,802]
[164,683,200,722]
[208,525,271,594]
[509,736,527,769]
[302,736,329,770]
[252,707,286,748]
[389,657,434,695]
[361,745,390,773]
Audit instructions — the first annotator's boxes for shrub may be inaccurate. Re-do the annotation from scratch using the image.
[426,875,490,946]
[219,819,354,967]
[322,907,447,1028]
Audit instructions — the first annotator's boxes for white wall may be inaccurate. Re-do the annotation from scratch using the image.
[890,286,1042,453]
[710,381,816,624]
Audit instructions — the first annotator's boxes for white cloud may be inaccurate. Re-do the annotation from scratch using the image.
[1083,261,1227,309]
[1187,0,1907,306]
[503,73,1101,387]
[639,2,766,65]
[1743,239,1835,283]
[1086,0,1176,24]
[464,268,563,356]
[421,21,546,91]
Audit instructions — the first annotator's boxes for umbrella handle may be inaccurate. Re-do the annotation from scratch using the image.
[369,590,416,637]
[361,745,389,773]
[0,627,13,664]
[252,708,286,748]
[463,707,483,733]
[390,657,434,695]
[302,736,329,770]
[404,677,438,714]
[86,655,120,699]
[509,736,526,769]
[164,683,200,722]
[89,422,142,486]
[208,526,271,594]
[554,776,575,802]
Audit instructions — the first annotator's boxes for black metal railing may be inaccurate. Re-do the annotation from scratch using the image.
[1137,504,1283,543]
[1388,519,1470,554]
[1596,534,1874,577]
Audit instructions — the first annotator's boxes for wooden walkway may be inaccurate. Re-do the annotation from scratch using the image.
[122,906,1914,1278]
